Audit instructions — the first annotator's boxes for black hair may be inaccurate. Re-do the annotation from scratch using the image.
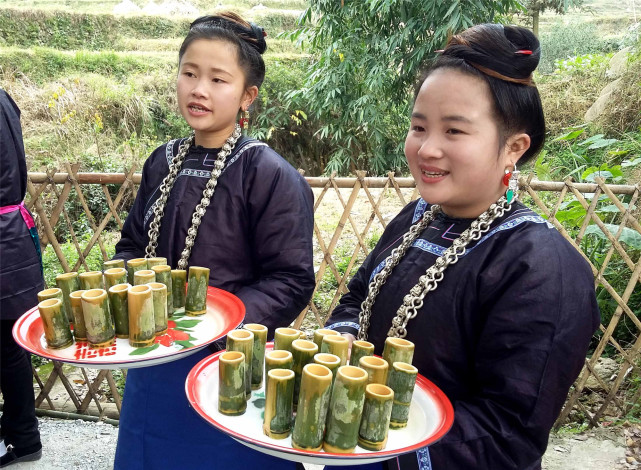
[179,11,267,89]
[414,24,545,165]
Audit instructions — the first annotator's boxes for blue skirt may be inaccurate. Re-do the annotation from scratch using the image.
[114,348,297,470]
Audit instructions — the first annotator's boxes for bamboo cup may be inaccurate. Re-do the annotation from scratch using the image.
[291,339,319,407]
[68,290,87,341]
[386,361,418,429]
[103,259,125,269]
[81,289,115,349]
[349,340,375,367]
[126,258,148,284]
[263,369,295,439]
[38,298,73,349]
[243,323,268,390]
[108,283,130,338]
[133,269,155,286]
[171,269,187,314]
[273,327,300,353]
[146,257,168,268]
[359,356,389,385]
[127,284,155,348]
[382,337,414,366]
[226,329,254,399]
[358,384,395,451]
[321,334,349,366]
[103,267,127,291]
[291,364,333,451]
[151,265,173,318]
[78,271,103,290]
[218,351,247,416]
[37,287,63,305]
[312,328,339,350]
[148,282,168,335]
[313,352,341,386]
[55,272,79,325]
[323,365,369,453]
[265,350,293,376]
[185,266,209,316]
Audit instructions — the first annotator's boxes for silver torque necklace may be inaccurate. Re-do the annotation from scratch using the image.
[358,195,514,340]
[145,124,243,269]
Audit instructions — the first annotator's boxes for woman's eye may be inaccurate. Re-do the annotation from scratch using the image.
[212,78,224,83]
[446,128,463,135]
[183,71,195,78]
[411,125,424,132]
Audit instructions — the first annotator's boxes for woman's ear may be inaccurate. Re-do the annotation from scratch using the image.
[504,132,531,166]
[242,86,259,110]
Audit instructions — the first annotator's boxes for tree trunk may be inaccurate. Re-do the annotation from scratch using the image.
[532,9,540,37]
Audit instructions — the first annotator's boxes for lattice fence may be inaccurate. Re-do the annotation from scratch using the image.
[16,167,641,428]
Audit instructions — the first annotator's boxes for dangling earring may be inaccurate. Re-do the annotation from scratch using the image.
[505,164,519,203]
[239,109,250,135]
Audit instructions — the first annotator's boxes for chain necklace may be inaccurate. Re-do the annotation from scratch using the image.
[145,124,243,269]
[357,195,514,341]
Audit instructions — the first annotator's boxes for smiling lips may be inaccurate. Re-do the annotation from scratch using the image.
[188,102,211,114]
[420,166,449,180]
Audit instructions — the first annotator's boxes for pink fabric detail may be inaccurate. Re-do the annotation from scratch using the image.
[0,201,35,229]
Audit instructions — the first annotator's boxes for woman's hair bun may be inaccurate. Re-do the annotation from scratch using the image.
[443,24,540,82]
[250,23,267,55]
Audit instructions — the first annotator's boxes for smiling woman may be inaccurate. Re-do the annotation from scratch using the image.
[111,11,315,470]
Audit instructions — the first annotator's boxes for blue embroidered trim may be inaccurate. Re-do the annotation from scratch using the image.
[326,321,360,331]
[412,198,428,223]
[368,213,549,283]
[417,447,433,470]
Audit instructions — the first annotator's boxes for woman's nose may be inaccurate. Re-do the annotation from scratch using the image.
[417,134,442,159]
[191,80,207,98]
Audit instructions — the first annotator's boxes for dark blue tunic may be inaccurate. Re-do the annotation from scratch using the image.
[0,89,44,320]
[326,199,600,470]
[113,137,315,469]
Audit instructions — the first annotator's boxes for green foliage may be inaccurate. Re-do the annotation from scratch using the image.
[42,234,116,288]
[286,0,521,175]
[553,53,611,74]
[539,21,616,73]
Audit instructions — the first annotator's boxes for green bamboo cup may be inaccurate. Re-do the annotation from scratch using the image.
[37,298,73,349]
[263,368,295,439]
[146,257,168,268]
[382,337,414,367]
[55,272,79,325]
[358,383,395,451]
[349,340,375,366]
[37,287,63,303]
[218,351,247,416]
[68,290,87,340]
[171,269,187,314]
[78,271,104,290]
[313,352,341,386]
[243,323,268,390]
[226,329,254,399]
[323,365,369,453]
[185,266,210,316]
[103,267,127,291]
[133,269,156,286]
[81,289,115,349]
[312,328,339,350]
[108,283,130,338]
[126,258,148,284]
[291,364,333,451]
[265,349,293,376]
[151,265,173,318]
[386,361,418,429]
[321,334,350,366]
[359,355,389,385]
[291,339,319,407]
[127,284,155,348]
[273,327,300,353]
[103,259,125,270]
[148,282,168,336]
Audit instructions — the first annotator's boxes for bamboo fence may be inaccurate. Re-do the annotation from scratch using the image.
[15,166,641,428]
